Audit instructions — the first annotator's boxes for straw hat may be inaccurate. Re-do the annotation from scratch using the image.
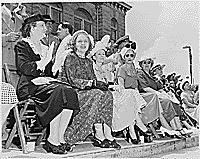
[87,35,110,58]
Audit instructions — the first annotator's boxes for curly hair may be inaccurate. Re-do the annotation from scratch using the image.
[71,30,93,57]
[20,22,37,38]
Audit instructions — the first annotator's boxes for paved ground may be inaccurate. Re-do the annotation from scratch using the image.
[149,146,200,158]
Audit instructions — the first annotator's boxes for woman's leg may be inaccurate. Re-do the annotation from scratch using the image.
[103,123,114,141]
[58,109,73,144]
[159,113,173,130]
[129,124,137,140]
[48,113,61,146]
[94,123,106,141]
[149,123,160,138]
[135,113,148,132]
[48,109,73,145]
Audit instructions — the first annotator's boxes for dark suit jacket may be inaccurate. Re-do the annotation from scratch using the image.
[14,40,51,100]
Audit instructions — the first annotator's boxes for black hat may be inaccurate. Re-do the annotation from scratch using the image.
[41,14,55,23]
[113,35,132,48]
[23,14,44,24]
[151,64,165,73]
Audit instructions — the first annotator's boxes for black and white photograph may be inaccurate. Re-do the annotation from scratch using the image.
[1,1,199,158]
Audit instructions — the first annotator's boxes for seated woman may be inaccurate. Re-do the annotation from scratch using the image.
[181,80,199,125]
[151,64,195,132]
[116,48,176,139]
[60,30,121,149]
[137,56,191,138]
[14,14,80,154]
[89,36,149,144]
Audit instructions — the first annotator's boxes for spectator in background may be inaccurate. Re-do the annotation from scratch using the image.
[41,15,60,63]
[181,80,199,125]
[137,56,191,138]
[1,3,27,144]
[2,3,27,78]
[52,22,74,76]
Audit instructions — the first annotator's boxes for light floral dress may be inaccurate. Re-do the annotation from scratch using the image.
[93,62,146,132]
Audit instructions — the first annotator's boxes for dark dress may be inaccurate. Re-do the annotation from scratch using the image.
[14,40,80,127]
[61,53,113,145]
[137,69,184,122]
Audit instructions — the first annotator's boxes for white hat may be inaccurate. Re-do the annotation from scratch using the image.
[138,55,156,62]
[87,35,110,58]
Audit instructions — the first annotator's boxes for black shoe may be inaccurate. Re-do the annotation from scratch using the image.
[108,139,121,150]
[134,125,153,143]
[60,143,74,152]
[43,140,65,154]
[92,137,110,148]
[125,128,141,145]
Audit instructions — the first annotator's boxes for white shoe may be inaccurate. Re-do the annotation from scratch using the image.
[183,128,193,135]
[160,126,175,136]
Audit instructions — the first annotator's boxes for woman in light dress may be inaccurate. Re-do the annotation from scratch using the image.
[90,36,150,144]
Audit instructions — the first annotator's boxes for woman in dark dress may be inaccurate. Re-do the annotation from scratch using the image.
[137,56,191,138]
[60,30,121,149]
[14,14,80,154]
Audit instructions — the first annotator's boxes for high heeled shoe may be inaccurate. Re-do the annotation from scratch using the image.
[91,136,110,148]
[107,139,121,150]
[178,129,191,138]
[174,131,186,139]
[134,125,153,143]
[60,143,74,152]
[43,140,65,154]
[125,128,141,144]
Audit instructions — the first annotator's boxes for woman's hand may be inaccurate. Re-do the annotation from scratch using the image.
[92,80,108,91]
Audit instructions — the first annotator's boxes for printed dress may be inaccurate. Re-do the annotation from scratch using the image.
[62,53,113,145]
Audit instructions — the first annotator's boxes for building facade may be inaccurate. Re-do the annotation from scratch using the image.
[24,2,132,42]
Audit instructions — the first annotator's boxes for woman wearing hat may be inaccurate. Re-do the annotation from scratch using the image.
[116,48,176,139]
[90,36,149,144]
[14,14,80,154]
[61,30,121,149]
[151,64,195,133]
[137,56,191,138]
[180,80,199,124]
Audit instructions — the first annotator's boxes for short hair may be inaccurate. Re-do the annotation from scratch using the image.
[71,30,93,57]
[20,22,37,38]
[60,22,73,35]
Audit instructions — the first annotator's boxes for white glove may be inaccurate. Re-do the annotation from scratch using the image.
[36,42,54,71]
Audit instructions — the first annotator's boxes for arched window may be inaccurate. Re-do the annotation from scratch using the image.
[74,8,93,34]
[111,18,118,41]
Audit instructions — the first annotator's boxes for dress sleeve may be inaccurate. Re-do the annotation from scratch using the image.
[15,41,43,77]
[117,66,126,79]
[63,55,94,89]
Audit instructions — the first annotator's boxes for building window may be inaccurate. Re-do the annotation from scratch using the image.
[74,8,93,34]
[40,3,62,34]
[111,18,118,41]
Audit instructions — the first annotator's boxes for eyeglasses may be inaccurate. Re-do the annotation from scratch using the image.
[143,61,151,64]
[125,54,135,58]
[125,42,136,50]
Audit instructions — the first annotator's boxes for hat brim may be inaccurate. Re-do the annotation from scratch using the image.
[44,19,55,24]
